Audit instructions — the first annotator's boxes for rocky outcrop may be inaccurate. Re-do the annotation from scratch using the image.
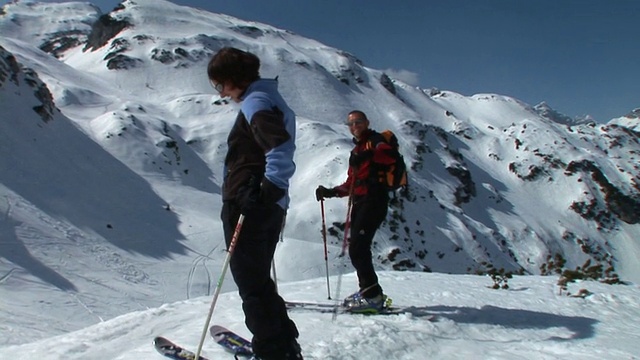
[566,159,640,225]
[84,14,132,52]
[1,46,56,122]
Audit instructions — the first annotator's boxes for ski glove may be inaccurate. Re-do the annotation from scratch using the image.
[237,175,261,215]
[260,177,286,205]
[237,176,285,215]
[315,185,337,201]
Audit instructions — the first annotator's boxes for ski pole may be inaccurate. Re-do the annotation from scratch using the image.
[339,179,356,257]
[332,179,356,321]
[272,213,286,292]
[332,197,353,321]
[194,214,245,360]
[271,259,278,292]
[339,198,353,257]
[320,199,331,299]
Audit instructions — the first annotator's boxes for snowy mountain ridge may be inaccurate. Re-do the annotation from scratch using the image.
[1,0,639,347]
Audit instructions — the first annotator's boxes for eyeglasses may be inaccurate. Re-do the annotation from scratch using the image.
[346,119,366,127]
[210,79,224,94]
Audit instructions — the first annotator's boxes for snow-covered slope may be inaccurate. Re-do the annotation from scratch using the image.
[1,0,639,348]
[1,272,639,359]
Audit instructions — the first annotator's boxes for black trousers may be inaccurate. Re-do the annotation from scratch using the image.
[348,190,389,297]
[221,201,298,356]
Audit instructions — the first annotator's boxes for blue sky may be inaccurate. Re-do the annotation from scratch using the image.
[11,0,640,121]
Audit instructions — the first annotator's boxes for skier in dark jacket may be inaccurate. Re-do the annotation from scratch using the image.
[315,110,395,313]
[207,47,302,360]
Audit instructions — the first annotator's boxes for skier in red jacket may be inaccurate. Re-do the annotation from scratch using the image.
[315,110,395,313]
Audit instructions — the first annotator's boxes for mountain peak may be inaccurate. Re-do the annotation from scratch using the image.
[533,101,594,126]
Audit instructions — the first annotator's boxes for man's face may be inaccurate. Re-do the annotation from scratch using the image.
[347,113,369,139]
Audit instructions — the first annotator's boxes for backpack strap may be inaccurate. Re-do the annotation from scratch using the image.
[366,130,385,149]
[364,130,394,189]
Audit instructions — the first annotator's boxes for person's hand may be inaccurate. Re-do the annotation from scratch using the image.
[238,176,286,215]
[315,185,336,201]
[237,176,261,215]
[260,177,285,205]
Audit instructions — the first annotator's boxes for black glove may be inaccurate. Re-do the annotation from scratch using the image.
[315,185,336,201]
[238,176,286,215]
[349,150,372,167]
[259,177,285,205]
[237,175,261,215]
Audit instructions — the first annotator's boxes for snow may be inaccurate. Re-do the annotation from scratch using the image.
[1,272,639,359]
[1,0,640,359]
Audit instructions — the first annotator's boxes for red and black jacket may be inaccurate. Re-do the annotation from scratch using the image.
[334,129,395,197]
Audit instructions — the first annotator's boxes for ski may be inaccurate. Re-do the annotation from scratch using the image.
[285,300,434,317]
[153,336,209,360]
[209,325,254,358]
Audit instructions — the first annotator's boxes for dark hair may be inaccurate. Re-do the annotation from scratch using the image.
[348,110,368,120]
[207,47,260,89]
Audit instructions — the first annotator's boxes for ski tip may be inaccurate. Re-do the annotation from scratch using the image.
[209,325,225,331]
[209,325,236,342]
[153,336,172,347]
[209,325,227,335]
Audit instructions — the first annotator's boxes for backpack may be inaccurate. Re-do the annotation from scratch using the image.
[373,129,408,190]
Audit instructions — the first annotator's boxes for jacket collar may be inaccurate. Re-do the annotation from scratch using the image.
[240,78,279,101]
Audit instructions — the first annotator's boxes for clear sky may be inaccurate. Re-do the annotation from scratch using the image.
[8,0,640,121]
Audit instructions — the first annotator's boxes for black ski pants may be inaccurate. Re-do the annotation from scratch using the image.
[348,190,389,298]
[221,201,298,357]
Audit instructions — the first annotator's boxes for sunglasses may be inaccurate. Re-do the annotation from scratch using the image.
[210,79,224,94]
[346,119,366,127]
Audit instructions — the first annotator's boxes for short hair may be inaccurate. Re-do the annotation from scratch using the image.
[348,110,368,120]
[207,47,260,89]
